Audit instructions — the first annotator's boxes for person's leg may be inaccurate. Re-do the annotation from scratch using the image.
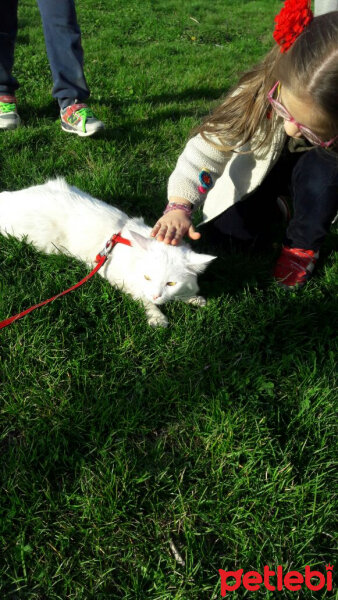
[274,148,338,288]
[37,0,104,135]
[0,0,21,129]
[285,148,338,250]
[36,0,89,108]
[0,0,19,94]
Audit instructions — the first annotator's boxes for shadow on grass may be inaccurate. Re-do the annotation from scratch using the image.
[18,99,59,122]
[134,86,227,105]
[99,86,227,109]
[15,85,226,128]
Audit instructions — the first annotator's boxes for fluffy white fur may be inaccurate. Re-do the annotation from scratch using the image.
[0,179,216,327]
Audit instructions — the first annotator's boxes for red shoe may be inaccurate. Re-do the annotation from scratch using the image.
[274,246,319,289]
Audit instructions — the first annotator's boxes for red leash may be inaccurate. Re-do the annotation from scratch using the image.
[0,232,131,331]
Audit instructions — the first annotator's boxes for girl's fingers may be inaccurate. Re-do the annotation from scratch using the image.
[164,227,177,244]
[171,234,182,246]
[151,216,193,245]
[154,224,169,241]
[150,222,161,237]
[151,221,167,238]
[188,224,201,240]
[169,227,187,246]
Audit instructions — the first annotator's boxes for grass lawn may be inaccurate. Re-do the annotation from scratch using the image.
[0,0,337,598]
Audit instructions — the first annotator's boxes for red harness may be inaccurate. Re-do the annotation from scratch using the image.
[0,232,132,331]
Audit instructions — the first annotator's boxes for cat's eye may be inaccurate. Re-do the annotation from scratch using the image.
[166,281,176,286]
[144,275,151,281]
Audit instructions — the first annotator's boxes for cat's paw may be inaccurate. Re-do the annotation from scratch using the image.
[186,295,207,307]
[148,315,169,328]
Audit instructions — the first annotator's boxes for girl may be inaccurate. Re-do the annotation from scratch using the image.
[151,0,338,289]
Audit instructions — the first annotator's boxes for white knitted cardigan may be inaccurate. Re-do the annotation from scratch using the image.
[167,121,287,226]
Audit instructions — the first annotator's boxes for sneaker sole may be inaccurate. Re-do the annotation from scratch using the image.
[61,122,104,137]
[0,117,21,130]
[275,268,315,290]
[275,279,307,290]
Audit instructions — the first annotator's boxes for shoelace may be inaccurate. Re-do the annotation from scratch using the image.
[0,102,17,114]
[73,107,95,132]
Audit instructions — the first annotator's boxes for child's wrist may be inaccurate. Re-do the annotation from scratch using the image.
[163,202,192,217]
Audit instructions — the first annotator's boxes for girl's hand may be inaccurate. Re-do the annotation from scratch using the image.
[151,209,201,246]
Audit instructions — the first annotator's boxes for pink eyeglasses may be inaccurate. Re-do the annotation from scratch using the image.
[267,81,338,148]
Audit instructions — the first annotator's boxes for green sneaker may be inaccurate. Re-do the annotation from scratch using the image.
[60,102,104,137]
[0,95,20,130]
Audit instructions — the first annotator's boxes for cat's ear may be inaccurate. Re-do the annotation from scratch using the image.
[125,229,153,251]
[187,252,217,274]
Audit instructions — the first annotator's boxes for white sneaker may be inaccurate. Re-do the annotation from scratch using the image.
[60,102,104,137]
[0,95,20,130]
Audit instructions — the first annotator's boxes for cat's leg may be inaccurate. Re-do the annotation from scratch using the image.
[141,299,168,327]
[184,296,206,307]
[111,280,168,327]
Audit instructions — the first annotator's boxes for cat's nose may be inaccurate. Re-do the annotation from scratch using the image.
[153,294,161,300]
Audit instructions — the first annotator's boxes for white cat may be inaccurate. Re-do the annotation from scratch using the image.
[0,178,216,327]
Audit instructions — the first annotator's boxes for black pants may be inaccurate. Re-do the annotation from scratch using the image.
[0,0,89,109]
[202,147,338,251]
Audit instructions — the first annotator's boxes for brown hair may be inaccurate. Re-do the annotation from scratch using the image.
[195,12,338,153]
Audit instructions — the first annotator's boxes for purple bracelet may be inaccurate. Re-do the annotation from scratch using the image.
[163,202,192,217]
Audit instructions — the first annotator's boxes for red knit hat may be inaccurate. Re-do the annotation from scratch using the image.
[273,0,314,53]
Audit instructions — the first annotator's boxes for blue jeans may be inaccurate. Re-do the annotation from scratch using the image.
[0,0,89,108]
[203,147,338,252]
